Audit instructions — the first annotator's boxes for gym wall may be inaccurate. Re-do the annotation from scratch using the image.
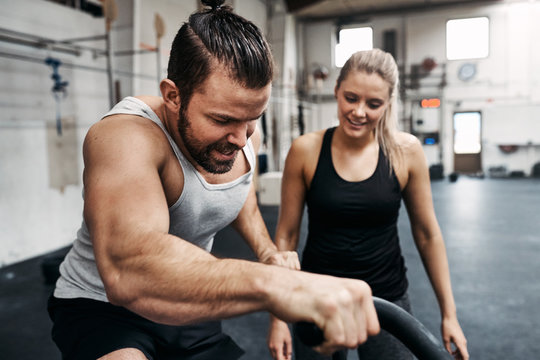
[0,0,272,266]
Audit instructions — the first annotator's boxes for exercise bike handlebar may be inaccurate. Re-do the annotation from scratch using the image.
[294,297,453,360]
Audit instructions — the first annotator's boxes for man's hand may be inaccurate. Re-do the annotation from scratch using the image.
[267,270,380,355]
[312,278,379,355]
[260,250,300,270]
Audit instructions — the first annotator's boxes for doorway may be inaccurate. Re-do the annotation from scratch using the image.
[453,111,482,174]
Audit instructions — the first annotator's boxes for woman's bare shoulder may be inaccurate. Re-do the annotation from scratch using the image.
[395,131,422,154]
[290,129,326,153]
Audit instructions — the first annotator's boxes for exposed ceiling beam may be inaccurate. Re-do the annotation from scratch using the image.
[294,0,503,22]
[283,0,325,12]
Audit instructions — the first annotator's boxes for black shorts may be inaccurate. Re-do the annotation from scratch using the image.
[47,295,244,360]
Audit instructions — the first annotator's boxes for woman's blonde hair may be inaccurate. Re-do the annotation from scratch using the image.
[336,48,401,173]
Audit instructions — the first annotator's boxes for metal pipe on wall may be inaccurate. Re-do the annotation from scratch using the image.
[0,51,158,80]
[105,29,115,108]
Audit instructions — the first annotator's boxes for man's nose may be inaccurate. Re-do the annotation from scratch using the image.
[227,122,252,148]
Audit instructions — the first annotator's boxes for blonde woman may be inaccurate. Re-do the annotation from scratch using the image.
[267,49,468,360]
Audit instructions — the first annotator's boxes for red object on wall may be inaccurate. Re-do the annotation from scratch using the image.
[498,145,518,154]
[421,57,437,72]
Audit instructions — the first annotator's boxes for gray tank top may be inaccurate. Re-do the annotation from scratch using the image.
[54,97,255,302]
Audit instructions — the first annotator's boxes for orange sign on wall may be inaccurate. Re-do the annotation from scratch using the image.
[421,98,441,108]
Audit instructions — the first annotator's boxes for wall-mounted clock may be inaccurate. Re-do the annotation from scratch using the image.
[457,63,477,82]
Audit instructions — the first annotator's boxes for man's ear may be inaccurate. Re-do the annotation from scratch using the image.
[160,79,181,112]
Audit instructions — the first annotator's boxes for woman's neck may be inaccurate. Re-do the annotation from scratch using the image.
[333,126,377,152]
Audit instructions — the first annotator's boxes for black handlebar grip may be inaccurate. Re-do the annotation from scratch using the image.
[293,321,325,347]
[293,297,453,360]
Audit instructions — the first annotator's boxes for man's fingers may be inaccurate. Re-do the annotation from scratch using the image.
[312,307,346,355]
[281,251,300,269]
[313,343,340,356]
[363,293,380,337]
[264,251,300,270]
[311,281,378,354]
[270,272,377,357]
[353,297,368,345]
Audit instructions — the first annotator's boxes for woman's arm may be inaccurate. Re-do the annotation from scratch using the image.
[274,134,319,252]
[267,134,320,360]
[399,134,469,359]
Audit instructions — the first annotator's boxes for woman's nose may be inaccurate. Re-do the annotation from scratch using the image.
[353,103,366,117]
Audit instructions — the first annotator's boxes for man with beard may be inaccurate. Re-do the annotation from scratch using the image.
[47,1,379,360]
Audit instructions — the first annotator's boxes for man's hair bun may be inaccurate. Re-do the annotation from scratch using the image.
[201,0,226,10]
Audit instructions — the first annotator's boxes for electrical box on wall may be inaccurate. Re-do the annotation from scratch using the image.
[409,98,443,167]
[412,99,441,133]
[420,132,440,145]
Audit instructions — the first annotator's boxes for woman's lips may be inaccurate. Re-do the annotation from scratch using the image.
[347,117,367,127]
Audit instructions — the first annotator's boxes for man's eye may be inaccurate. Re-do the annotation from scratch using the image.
[213,118,229,125]
[345,96,356,103]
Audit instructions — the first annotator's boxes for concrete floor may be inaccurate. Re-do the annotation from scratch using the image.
[1,177,539,359]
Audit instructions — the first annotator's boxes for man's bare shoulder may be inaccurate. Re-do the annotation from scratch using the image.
[88,113,163,141]
[135,95,164,111]
[84,112,168,164]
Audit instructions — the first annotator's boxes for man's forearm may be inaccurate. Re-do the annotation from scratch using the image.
[125,257,281,325]
[100,231,283,325]
[231,186,278,261]
[99,231,379,354]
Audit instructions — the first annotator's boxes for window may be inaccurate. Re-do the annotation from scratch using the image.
[335,27,373,68]
[446,17,489,60]
[453,112,482,154]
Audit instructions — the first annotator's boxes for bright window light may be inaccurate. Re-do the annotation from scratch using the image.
[454,112,482,154]
[446,17,489,60]
[335,27,373,68]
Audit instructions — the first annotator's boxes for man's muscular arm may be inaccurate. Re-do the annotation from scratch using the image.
[231,127,299,268]
[85,117,378,353]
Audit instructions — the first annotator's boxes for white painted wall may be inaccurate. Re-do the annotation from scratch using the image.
[407,2,540,175]
[0,0,270,266]
[300,2,540,176]
[0,0,113,266]
[133,0,197,96]
[132,0,268,96]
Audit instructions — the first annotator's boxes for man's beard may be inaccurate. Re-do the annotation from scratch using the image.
[178,108,240,174]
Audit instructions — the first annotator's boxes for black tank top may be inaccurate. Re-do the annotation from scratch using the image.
[302,127,408,300]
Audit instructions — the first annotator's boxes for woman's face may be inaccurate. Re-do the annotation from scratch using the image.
[334,70,390,139]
